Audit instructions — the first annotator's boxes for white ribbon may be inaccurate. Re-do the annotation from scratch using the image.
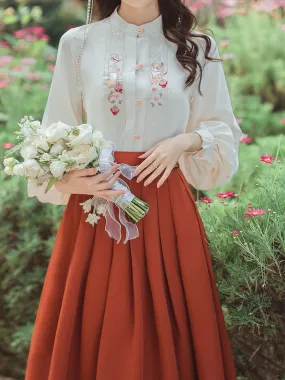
[97,142,140,244]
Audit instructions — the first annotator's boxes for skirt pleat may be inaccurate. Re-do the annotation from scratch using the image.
[25,151,236,380]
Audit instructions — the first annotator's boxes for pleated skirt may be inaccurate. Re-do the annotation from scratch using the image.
[25,151,237,380]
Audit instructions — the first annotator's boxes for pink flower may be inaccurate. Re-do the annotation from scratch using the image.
[247,203,252,208]
[110,106,120,115]
[47,64,55,72]
[26,26,45,36]
[240,134,252,144]
[215,191,236,199]
[24,35,37,42]
[26,72,41,81]
[13,29,29,39]
[152,87,157,92]
[260,155,275,164]
[153,96,161,103]
[281,25,285,31]
[233,230,239,236]
[2,142,14,149]
[0,40,10,48]
[0,73,9,79]
[0,56,13,66]
[0,80,9,88]
[200,197,213,204]
[245,208,266,217]
[114,84,123,93]
[40,34,50,42]
[236,118,243,125]
[21,57,37,65]
[220,40,230,48]
[280,118,285,124]
[10,65,23,71]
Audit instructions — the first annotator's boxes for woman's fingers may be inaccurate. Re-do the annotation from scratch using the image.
[143,164,165,186]
[75,167,99,177]
[95,170,123,190]
[136,159,162,183]
[157,167,172,188]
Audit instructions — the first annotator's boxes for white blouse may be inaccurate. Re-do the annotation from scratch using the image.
[27,5,243,205]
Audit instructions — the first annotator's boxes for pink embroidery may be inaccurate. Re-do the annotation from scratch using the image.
[150,61,168,107]
[106,53,124,115]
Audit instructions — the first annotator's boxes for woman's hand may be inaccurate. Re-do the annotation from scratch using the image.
[54,164,127,202]
[133,132,203,188]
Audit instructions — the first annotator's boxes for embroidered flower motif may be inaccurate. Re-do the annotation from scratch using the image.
[105,52,124,115]
[150,55,168,107]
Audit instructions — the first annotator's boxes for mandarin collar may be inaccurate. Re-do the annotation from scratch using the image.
[109,6,163,38]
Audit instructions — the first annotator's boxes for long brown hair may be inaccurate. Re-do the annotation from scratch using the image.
[92,0,219,95]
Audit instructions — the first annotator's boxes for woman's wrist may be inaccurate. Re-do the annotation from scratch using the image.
[174,132,203,154]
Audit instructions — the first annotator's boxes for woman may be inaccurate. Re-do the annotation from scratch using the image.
[25,0,242,379]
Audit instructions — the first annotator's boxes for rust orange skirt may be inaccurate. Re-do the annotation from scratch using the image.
[25,151,237,380]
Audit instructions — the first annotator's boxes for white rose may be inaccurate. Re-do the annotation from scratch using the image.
[3,157,18,167]
[50,160,67,178]
[23,159,45,178]
[4,166,14,175]
[13,163,26,176]
[92,130,105,147]
[30,134,50,152]
[61,145,98,166]
[44,121,70,143]
[49,141,65,156]
[20,144,38,159]
[66,124,93,147]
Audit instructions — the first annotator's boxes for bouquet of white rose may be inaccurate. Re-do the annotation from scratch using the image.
[3,116,149,244]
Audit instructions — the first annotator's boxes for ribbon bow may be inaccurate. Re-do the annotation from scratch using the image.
[96,143,139,244]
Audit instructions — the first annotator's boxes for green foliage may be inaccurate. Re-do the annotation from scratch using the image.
[0,174,64,354]
[208,11,285,136]
[197,139,285,332]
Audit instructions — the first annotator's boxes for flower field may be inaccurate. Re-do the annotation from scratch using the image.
[0,0,285,378]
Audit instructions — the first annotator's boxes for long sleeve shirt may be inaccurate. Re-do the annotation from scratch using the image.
[27,5,243,205]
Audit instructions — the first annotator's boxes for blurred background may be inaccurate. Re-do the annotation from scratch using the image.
[0,0,285,379]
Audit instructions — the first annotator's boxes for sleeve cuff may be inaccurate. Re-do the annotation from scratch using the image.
[27,179,70,205]
[189,128,215,159]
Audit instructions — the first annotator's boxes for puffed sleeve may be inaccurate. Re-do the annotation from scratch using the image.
[27,27,83,205]
[178,34,243,190]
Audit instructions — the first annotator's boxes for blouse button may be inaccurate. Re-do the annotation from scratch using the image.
[136,63,143,69]
[138,28,145,34]
[136,99,143,105]
[133,135,141,140]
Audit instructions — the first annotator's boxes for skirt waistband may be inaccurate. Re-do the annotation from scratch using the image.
[113,151,179,168]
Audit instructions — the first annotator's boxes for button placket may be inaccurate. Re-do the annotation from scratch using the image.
[121,34,137,150]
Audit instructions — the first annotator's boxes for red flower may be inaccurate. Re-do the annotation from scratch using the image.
[13,29,29,39]
[2,142,14,149]
[200,197,213,204]
[114,84,123,93]
[110,106,120,115]
[245,208,266,217]
[215,191,235,199]
[0,40,10,48]
[240,134,252,144]
[233,230,239,236]
[159,80,168,88]
[260,155,275,164]
[247,203,252,208]
[244,214,249,220]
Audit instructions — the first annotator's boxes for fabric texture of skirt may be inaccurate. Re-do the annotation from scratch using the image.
[25,151,237,380]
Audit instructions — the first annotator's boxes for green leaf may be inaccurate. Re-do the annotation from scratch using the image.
[44,178,56,193]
